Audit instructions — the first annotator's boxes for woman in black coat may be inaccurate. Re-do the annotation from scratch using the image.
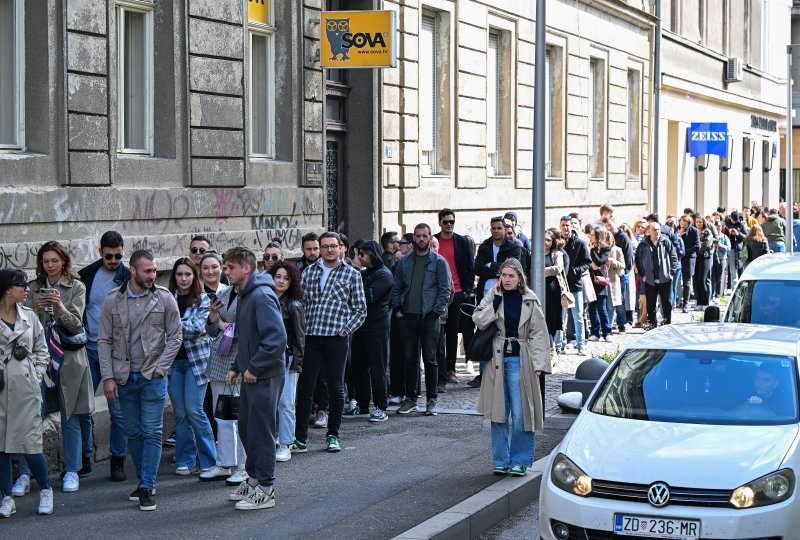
[588,228,612,341]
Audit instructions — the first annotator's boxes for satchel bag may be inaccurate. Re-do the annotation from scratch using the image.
[217,323,235,356]
[555,267,575,309]
[467,323,498,363]
[214,381,240,421]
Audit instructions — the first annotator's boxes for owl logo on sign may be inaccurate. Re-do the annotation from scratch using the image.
[326,18,351,61]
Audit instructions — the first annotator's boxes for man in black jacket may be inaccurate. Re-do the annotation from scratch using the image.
[474,216,522,302]
[434,208,475,386]
[78,230,131,482]
[559,217,591,355]
[380,231,400,269]
[635,222,679,326]
[351,240,394,422]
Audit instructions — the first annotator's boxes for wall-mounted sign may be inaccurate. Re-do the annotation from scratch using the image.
[248,0,269,24]
[321,10,397,68]
[687,122,729,158]
[750,115,778,133]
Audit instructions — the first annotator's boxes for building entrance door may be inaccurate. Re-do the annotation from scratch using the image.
[325,133,346,232]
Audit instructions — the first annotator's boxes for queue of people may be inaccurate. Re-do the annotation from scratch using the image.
[1,199,796,517]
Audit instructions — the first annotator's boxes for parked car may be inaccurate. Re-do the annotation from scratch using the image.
[540,323,800,540]
[705,252,800,328]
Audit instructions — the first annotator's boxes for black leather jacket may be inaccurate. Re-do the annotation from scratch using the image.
[280,297,305,373]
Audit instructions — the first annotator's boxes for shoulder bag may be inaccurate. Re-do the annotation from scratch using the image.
[214,381,240,421]
[555,267,575,309]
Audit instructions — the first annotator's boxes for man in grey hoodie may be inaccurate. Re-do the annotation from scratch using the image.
[223,247,287,511]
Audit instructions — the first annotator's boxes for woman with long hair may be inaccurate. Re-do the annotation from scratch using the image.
[206,267,247,485]
[543,228,567,347]
[588,228,612,342]
[0,269,53,516]
[262,240,284,274]
[693,214,715,309]
[605,230,626,332]
[267,261,305,462]
[742,224,770,266]
[15,242,93,494]
[166,258,220,479]
[472,258,550,477]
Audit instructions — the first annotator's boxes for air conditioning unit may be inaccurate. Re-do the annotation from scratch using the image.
[724,57,743,83]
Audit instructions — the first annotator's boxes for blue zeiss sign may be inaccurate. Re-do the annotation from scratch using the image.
[687,122,729,158]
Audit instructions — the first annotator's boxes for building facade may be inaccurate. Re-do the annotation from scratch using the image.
[657,0,791,218]
[0,0,326,272]
[380,0,657,236]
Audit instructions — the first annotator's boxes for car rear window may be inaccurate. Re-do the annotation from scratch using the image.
[726,280,800,328]
[590,349,799,426]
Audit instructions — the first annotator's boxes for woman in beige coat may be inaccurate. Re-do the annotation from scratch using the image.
[15,242,94,495]
[0,269,53,517]
[472,258,550,477]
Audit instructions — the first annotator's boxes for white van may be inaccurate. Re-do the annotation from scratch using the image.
[705,253,800,328]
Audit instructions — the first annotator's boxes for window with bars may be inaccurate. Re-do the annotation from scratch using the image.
[117,4,153,154]
[419,13,438,174]
[626,68,641,179]
[588,57,606,178]
[0,0,23,149]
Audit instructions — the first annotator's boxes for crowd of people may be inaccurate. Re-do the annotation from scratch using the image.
[1,200,797,517]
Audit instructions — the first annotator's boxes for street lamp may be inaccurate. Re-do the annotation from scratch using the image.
[788,44,796,254]
[531,0,546,305]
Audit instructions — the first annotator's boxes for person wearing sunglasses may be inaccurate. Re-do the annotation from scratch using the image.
[189,235,212,268]
[0,268,54,517]
[77,230,130,483]
[262,241,284,274]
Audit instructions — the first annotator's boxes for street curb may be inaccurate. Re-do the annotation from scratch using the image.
[391,457,547,540]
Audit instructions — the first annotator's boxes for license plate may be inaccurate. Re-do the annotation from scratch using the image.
[614,514,700,539]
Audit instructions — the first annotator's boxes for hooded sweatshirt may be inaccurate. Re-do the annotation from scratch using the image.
[231,271,287,380]
[761,214,787,244]
[357,240,394,332]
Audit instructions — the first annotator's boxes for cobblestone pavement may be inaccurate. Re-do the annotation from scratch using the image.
[429,307,699,417]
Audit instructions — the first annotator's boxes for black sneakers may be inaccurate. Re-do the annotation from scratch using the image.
[138,489,156,511]
[110,456,126,482]
[128,486,156,501]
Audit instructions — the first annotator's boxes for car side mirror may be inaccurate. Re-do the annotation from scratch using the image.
[704,305,721,323]
[557,392,583,414]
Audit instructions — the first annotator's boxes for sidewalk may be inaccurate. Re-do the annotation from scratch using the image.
[393,307,699,540]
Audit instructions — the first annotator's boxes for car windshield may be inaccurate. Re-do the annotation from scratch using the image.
[590,349,799,426]
[726,280,800,328]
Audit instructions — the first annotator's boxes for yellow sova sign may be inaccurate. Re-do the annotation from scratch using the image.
[321,10,397,68]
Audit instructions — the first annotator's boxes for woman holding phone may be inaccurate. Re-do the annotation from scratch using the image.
[14,242,93,495]
[1,268,54,516]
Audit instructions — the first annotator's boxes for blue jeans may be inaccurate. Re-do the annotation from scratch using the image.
[672,267,683,306]
[490,356,535,468]
[117,373,167,490]
[2,452,50,494]
[81,347,126,459]
[277,360,299,446]
[168,359,217,470]
[588,299,612,338]
[557,291,585,349]
[59,388,83,473]
[768,242,786,253]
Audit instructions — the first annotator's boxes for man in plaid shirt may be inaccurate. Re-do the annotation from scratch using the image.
[293,231,366,453]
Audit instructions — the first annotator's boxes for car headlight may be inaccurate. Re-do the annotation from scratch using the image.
[551,453,593,496]
[730,469,795,508]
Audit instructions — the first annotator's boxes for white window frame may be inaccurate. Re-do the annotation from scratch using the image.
[116,0,154,155]
[419,12,438,175]
[487,31,500,176]
[588,54,607,179]
[626,67,642,179]
[248,8,276,159]
[0,0,25,151]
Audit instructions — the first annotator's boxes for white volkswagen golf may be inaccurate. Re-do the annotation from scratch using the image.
[539,323,800,540]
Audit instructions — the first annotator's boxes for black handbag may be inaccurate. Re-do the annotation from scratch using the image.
[214,382,240,421]
[467,324,498,363]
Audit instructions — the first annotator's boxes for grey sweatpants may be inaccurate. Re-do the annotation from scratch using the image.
[238,375,284,486]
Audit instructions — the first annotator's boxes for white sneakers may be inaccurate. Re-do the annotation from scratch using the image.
[175,466,192,476]
[62,472,79,492]
[275,445,291,462]
[235,485,275,511]
[199,465,231,481]
[226,468,248,485]
[0,496,15,518]
[38,488,53,515]
[11,475,29,497]
[229,480,252,502]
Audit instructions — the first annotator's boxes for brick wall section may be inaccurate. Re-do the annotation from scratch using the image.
[66,0,110,185]
[187,0,246,187]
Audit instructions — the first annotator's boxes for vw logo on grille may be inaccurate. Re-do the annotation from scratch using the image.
[647,482,671,507]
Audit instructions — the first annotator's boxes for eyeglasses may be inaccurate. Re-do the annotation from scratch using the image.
[11,283,28,289]
[441,220,455,225]
[104,253,123,261]
[388,239,400,244]
[560,216,572,222]
[399,241,411,246]
[190,247,207,255]
[320,244,339,250]
[263,254,280,262]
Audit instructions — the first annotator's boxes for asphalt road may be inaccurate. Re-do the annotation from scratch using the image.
[2,409,566,539]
